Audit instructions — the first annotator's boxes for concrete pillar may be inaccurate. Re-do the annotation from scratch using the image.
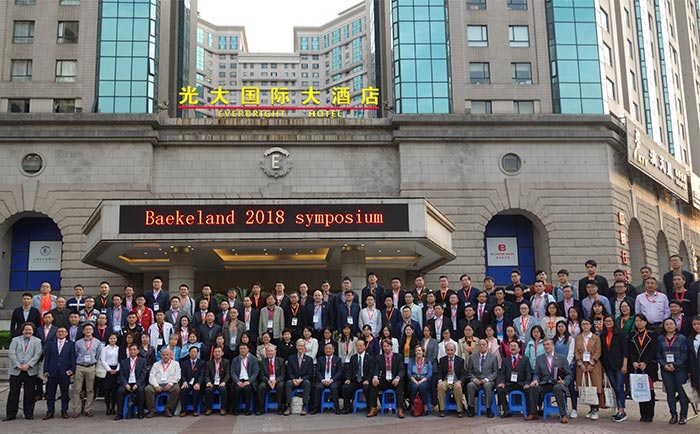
[168,247,195,293]
[341,245,366,296]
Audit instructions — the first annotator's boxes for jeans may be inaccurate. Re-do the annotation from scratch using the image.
[606,369,626,409]
[661,368,689,418]
[568,363,577,410]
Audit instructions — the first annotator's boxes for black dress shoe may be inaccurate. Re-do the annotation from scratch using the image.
[486,409,494,418]
[114,415,122,421]
[310,409,318,415]
[679,417,687,425]
[501,411,512,418]
[342,408,351,414]
[25,416,34,420]
[466,407,475,417]
[2,417,16,422]
[670,415,678,424]
[335,409,341,415]
[255,410,262,416]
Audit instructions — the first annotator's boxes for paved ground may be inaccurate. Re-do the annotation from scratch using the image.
[0,381,697,434]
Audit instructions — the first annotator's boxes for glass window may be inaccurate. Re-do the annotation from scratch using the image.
[332,47,342,70]
[53,99,75,113]
[352,19,362,35]
[57,21,79,43]
[13,21,34,43]
[352,37,363,62]
[626,39,634,59]
[56,60,77,82]
[197,29,204,44]
[208,33,213,48]
[466,0,486,10]
[507,0,527,10]
[230,36,238,50]
[300,37,309,50]
[219,36,226,49]
[8,99,30,112]
[467,25,488,47]
[599,8,609,32]
[471,100,492,114]
[606,78,615,100]
[513,100,535,113]
[602,43,612,65]
[624,8,630,27]
[11,59,32,81]
[509,25,529,47]
[511,62,532,84]
[15,0,36,5]
[59,0,80,4]
[469,62,490,84]
[332,29,341,45]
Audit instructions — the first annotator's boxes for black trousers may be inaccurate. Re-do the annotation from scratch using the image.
[205,385,228,411]
[116,385,145,416]
[313,381,340,411]
[45,375,71,415]
[341,381,374,411]
[179,386,202,413]
[233,384,254,412]
[7,372,37,418]
[496,383,526,412]
[258,381,285,411]
[371,378,403,408]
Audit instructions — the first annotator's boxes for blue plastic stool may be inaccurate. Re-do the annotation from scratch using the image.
[185,390,202,413]
[154,392,169,413]
[264,390,279,413]
[290,387,309,411]
[507,390,528,417]
[542,392,563,420]
[444,390,458,412]
[380,389,397,414]
[352,389,367,413]
[320,388,335,413]
[211,389,222,411]
[238,394,254,412]
[122,393,139,419]
[476,389,498,415]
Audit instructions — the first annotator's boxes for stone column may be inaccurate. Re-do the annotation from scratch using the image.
[168,247,195,293]
[341,245,366,296]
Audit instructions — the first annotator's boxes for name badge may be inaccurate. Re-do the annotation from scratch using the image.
[447,374,455,384]
[214,376,220,386]
[404,357,409,364]
[313,314,320,323]
[83,355,92,363]
[100,309,107,314]
[291,317,298,326]
[666,353,675,364]
[325,373,332,381]
[385,371,393,381]
[153,303,160,312]
[160,373,168,383]
[157,338,164,346]
[510,373,518,383]
[189,378,194,385]
[345,355,350,363]
[269,372,276,381]
[230,336,236,346]
[267,320,274,330]
[245,322,250,331]
[347,317,354,325]
[582,351,591,362]
[417,302,424,308]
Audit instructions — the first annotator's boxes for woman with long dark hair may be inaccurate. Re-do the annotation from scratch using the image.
[554,320,577,418]
[600,315,628,422]
[100,333,120,415]
[627,314,657,422]
[657,317,690,425]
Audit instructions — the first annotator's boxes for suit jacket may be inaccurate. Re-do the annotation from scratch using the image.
[446,305,466,335]
[306,302,333,331]
[361,285,385,308]
[287,353,314,381]
[164,309,190,326]
[49,307,71,329]
[31,294,57,312]
[420,337,439,366]
[344,352,377,383]
[145,289,170,313]
[394,319,421,338]
[258,306,285,339]
[230,354,259,384]
[180,357,206,386]
[316,354,343,382]
[467,351,499,383]
[558,299,584,320]
[198,323,222,349]
[196,296,220,315]
[204,358,231,385]
[106,306,130,332]
[457,287,479,308]
[118,356,148,387]
[376,351,405,381]
[43,340,76,378]
[457,318,484,339]
[96,295,113,313]
[222,321,247,351]
[241,308,260,343]
[689,334,700,388]
[381,307,401,332]
[259,356,286,383]
[8,335,43,376]
[532,352,572,385]
[436,355,467,384]
[284,303,309,337]
[10,307,41,337]
[336,302,361,335]
[427,316,453,341]
[35,325,58,346]
[498,354,532,387]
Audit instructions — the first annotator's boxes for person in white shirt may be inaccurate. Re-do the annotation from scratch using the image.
[149,311,174,351]
[100,333,121,415]
[359,294,381,337]
[145,348,181,417]
[530,281,556,320]
[438,329,463,360]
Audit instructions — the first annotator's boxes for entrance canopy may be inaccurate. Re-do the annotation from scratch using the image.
[82,198,455,276]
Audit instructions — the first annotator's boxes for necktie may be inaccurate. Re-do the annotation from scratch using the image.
[58,340,64,354]
[268,358,273,375]
[448,358,453,374]
[512,355,516,365]
[326,357,331,376]
[357,355,363,382]
[192,360,196,370]
[480,355,485,370]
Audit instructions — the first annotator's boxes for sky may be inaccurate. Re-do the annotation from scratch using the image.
[197,0,364,53]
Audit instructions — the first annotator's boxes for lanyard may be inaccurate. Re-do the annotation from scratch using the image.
[583,335,591,351]
[162,359,172,373]
[385,308,394,322]
[241,356,248,371]
[637,330,647,347]
[665,334,678,351]
[416,358,424,375]
[130,357,138,371]
[385,353,392,369]
[214,360,220,374]
[546,355,554,371]
[367,309,375,321]
[676,290,686,302]
[521,316,529,333]
[511,355,520,369]
[97,327,106,340]
[463,288,471,302]
[85,338,94,352]
[291,304,299,317]
[267,308,275,320]
[645,292,657,303]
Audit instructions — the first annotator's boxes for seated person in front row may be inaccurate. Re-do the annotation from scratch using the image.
[144,348,181,418]
[256,345,286,415]
[311,342,343,414]
[436,341,467,417]
[496,340,531,418]
[466,339,499,418]
[284,339,314,416]
[115,343,147,420]
[368,338,406,418]
[341,338,376,414]
[231,342,258,415]
[204,347,230,415]
[179,346,205,417]
[525,337,572,424]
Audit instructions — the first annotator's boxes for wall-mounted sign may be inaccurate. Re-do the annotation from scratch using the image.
[627,126,689,202]
[486,237,519,266]
[28,241,62,271]
[260,147,292,178]
[119,204,409,233]
[690,172,700,211]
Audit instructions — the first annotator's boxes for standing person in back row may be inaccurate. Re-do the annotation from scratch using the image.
[578,260,609,300]
[662,255,695,295]
[146,276,170,314]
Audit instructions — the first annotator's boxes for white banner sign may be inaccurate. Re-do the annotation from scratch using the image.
[486,237,519,266]
[28,241,62,271]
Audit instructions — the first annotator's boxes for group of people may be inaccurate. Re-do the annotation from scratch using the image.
[5,257,700,426]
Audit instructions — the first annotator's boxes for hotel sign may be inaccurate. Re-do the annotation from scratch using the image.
[119,204,409,233]
[691,173,700,211]
[628,127,689,202]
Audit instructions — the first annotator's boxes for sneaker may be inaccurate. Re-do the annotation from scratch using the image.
[613,413,627,422]
[569,409,577,419]
[590,411,599,420]
[585,411,593,419]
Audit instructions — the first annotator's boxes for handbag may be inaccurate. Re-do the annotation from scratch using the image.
[682,382,700,405]
[630,372,651,403]
[603,374,616,408]
[95,363,107,379]
[578,372,599,406]
[412,393,424,417]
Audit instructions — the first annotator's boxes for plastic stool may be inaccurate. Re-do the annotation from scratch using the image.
[507,390,528,417]
[380,389,397,414]
[238,394,254,412]
[542,392,563,420]
[154,392,169,413]
[290,388,308,412]
[352,389,367,413]
[185,390,202,413]
[320,388,335,413]
[444,390,458,413]
[264,390,279,413]
[477,389,498,415]
[122,393,139,419]
[211,389,222,411]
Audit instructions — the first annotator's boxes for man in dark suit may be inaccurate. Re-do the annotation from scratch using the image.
[381,294,401,334]
[307,290,333,339]
[196,284,221,315]
[35,312,58,345]
[341,338,376,414]
[609,280,636,318]
[241,297,261,344]
[257,345,286,415]
[361,272,385,308]
[436,341,467,417]
[496,340,532,417]
[203,347,231,415]
[427,304,453,342]
[284,292,308,340]
[198,312,222,358]
[179,346,205,417]
[336,290,361,336]
[42,327,76,420]
[311,341,343,414]
[557,285,584,320]
[458,305,484,339]
[284,339,314,415]
[525,338,572,423]
[106,294,130,334]
[231,343,258,415]
[11,293,41,337]
[446,293,466,339]
[115,343,148,420]
[386,277,407,310]
[49,297,71,330]
[369,339,406,418]
[145,276,170,314]
[395,306,421,338]
[466,339,499,417]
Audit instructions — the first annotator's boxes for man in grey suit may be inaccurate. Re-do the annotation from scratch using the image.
[231,342,259,415]
[5,323,43,421]
[525,338,572,423]
[466,339,499,418]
